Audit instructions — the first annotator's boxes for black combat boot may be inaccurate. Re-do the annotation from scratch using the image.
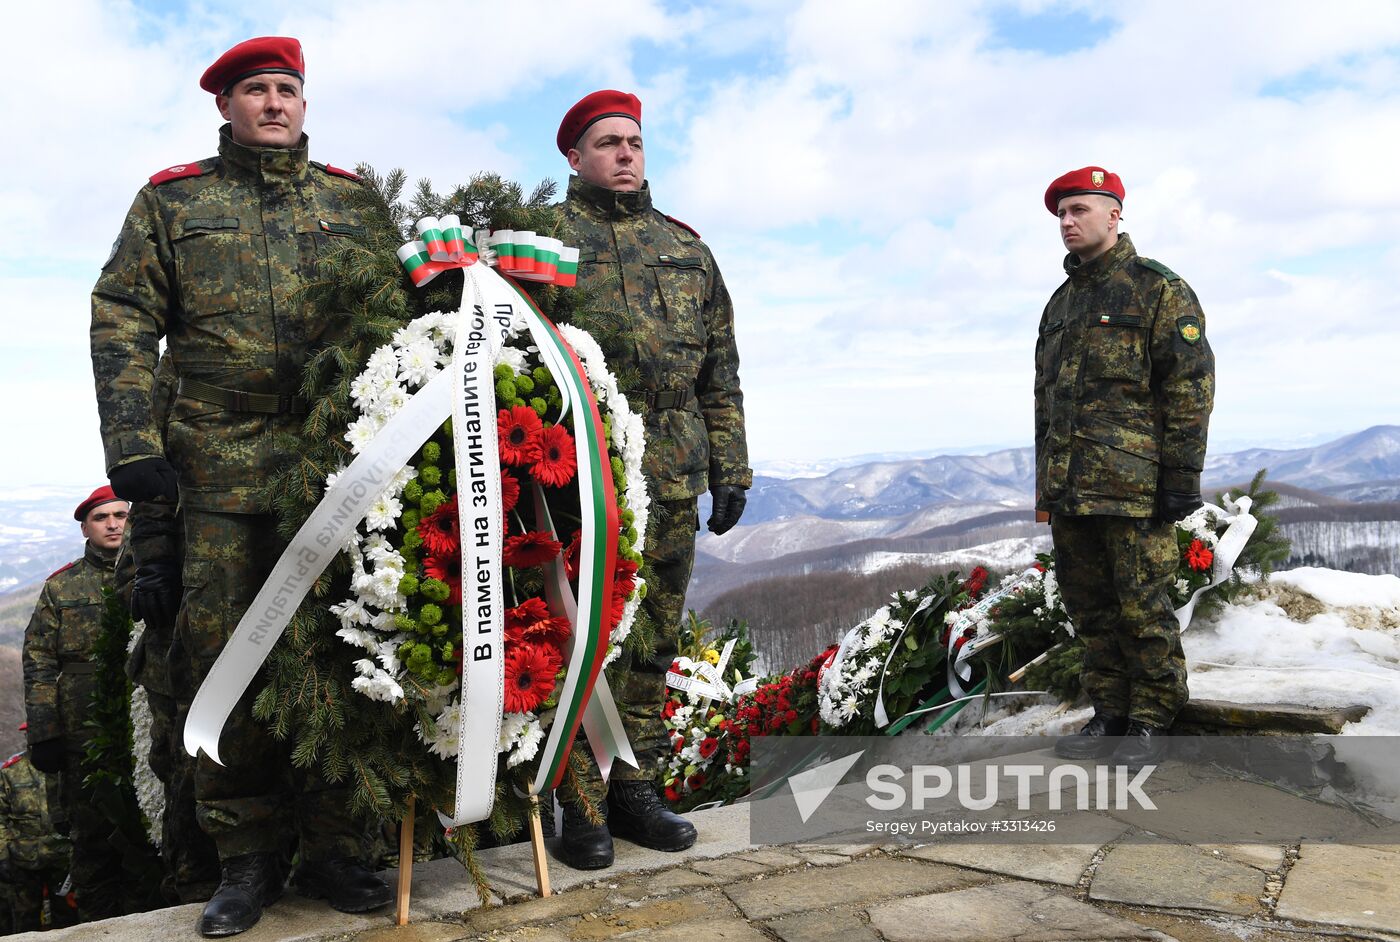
[292,857,393,913]
[197,852,284,938]
[555,796,614,870]
[1053,712,1130,759]
[1110,720,1169,770]
[606,780,697,852]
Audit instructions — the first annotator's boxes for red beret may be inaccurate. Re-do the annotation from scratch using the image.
[74,485,124,521]
[1045,166,1124,214]
[200,36,304,95]
[557,90,642,156]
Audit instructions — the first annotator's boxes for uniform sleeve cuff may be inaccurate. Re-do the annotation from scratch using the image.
[1162,469,1200,494]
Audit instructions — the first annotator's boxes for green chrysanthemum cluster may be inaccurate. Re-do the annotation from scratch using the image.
[394,436,460,689]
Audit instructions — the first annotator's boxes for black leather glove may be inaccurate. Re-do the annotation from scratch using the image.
[1157,490,1203,525]
[28,738,65,774]
[131,559,183,632]
[706,485,748,535]
[109,457,179,502]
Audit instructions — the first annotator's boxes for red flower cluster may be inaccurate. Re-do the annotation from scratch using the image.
[498,406,544,465]
[418,495,460,557]
[963,565,989,598]
[503,531,564,568]
[505,597,571,648]
[1185,539,1214,573]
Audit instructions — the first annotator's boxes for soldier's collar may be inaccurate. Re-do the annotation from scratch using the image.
[218,124,311,184]
[568,175,653,219]
[85,540,119,568]
[1064,232,1134,282]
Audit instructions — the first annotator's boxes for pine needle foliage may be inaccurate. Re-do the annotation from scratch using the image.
[254,166,650,897]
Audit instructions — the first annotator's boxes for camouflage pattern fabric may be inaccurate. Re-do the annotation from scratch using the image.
[90,125,368,863]
[21,544,128,918]
[181,509,359,862]
[1050,514,1186,726]
[606,498,697,781]
[1034,234,1215,518]
[560,176,751,503]
[91,125,365,513]
[113,355,220,901]
[0,752,71,933]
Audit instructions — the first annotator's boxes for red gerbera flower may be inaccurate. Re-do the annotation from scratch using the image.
[422,553,462,605]
[664,783,681,802]
[504,597,571,646]
[613,557,639,598]
[964,565,989,597]
[531,424,578,487]
[686,772,706,790]
[500,469,520,527]
[698,736,719,759]
[418,496,460,557]
[503,642,562,714]
[503,531,564,569]
[498,406,544,466]
[1186,539,1214,573]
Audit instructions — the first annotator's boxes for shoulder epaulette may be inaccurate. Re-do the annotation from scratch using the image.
[150,162,212,187]
[47,561,76,580]
[312,161,362,182]
[2,752,22,770]
[662,214,700,239]
[1136,257,1181,282]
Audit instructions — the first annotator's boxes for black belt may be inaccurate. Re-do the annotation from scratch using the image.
[61,662,97,675]
[179,378,309,414]
[642,388,693,410]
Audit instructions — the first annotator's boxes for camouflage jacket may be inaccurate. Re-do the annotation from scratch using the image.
[560,176,751,502]
[0,752,69,872]
[91,125,366,514]
[1034,234,1215,517]
[22,543,118,744]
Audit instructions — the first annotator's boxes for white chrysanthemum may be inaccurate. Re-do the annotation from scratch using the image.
[494,345,530,375]
[364,494,403,532]
[498,711,532,752]
[420,702,461,758]
[509,720,544,768]
[396,338,439,387]
[330,597,371,628]
[345,414,384,453]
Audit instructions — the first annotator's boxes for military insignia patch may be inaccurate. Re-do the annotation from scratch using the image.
[1091,170,1105,187]
[103,233,123,270]
[1177,315,1203,344]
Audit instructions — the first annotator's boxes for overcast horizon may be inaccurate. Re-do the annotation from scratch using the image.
[4,1,1399,488]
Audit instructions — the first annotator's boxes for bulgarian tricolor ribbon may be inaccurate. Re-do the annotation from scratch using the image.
[397,224,578,288]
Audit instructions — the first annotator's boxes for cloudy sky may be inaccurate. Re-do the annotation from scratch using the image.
[4,0,1399,487]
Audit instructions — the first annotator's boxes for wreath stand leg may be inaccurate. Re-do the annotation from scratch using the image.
[527,794,552,897]
[395,796,415,926]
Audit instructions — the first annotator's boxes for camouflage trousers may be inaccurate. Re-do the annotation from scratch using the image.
[582,498,696,786]
[144,690,220,901]
[1051,514,1187,727]
[179,510,361,861]
[58,749,124,920]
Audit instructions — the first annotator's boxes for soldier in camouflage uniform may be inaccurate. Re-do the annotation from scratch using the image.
[0,733,72,934]
[114,354,221,904]
[552,90,751,869]
[89,36,391,937]
[22,487,130,920]
[1035,167,1215,769]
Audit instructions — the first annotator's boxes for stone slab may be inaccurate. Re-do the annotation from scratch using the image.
[724,857,986,921]
[766,908,881,942]
[733,848,804,868]
[1091,841,1264,916]
[607,867,723,899]
[617,917,770,942]
[1106,778,1378,846]
[868,881,1174,942]
[1174,699,1370,734]
[1276,842,1400,935]
[796,851,852,866]
[564,891,735,941]
[464,887,612,933]
[900,810,1131,886]
[690,856,773,879]
[350,923,476,942]
[1200,842,1287,871]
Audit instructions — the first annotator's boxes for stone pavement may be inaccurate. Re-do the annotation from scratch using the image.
[13,768,1400,942]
